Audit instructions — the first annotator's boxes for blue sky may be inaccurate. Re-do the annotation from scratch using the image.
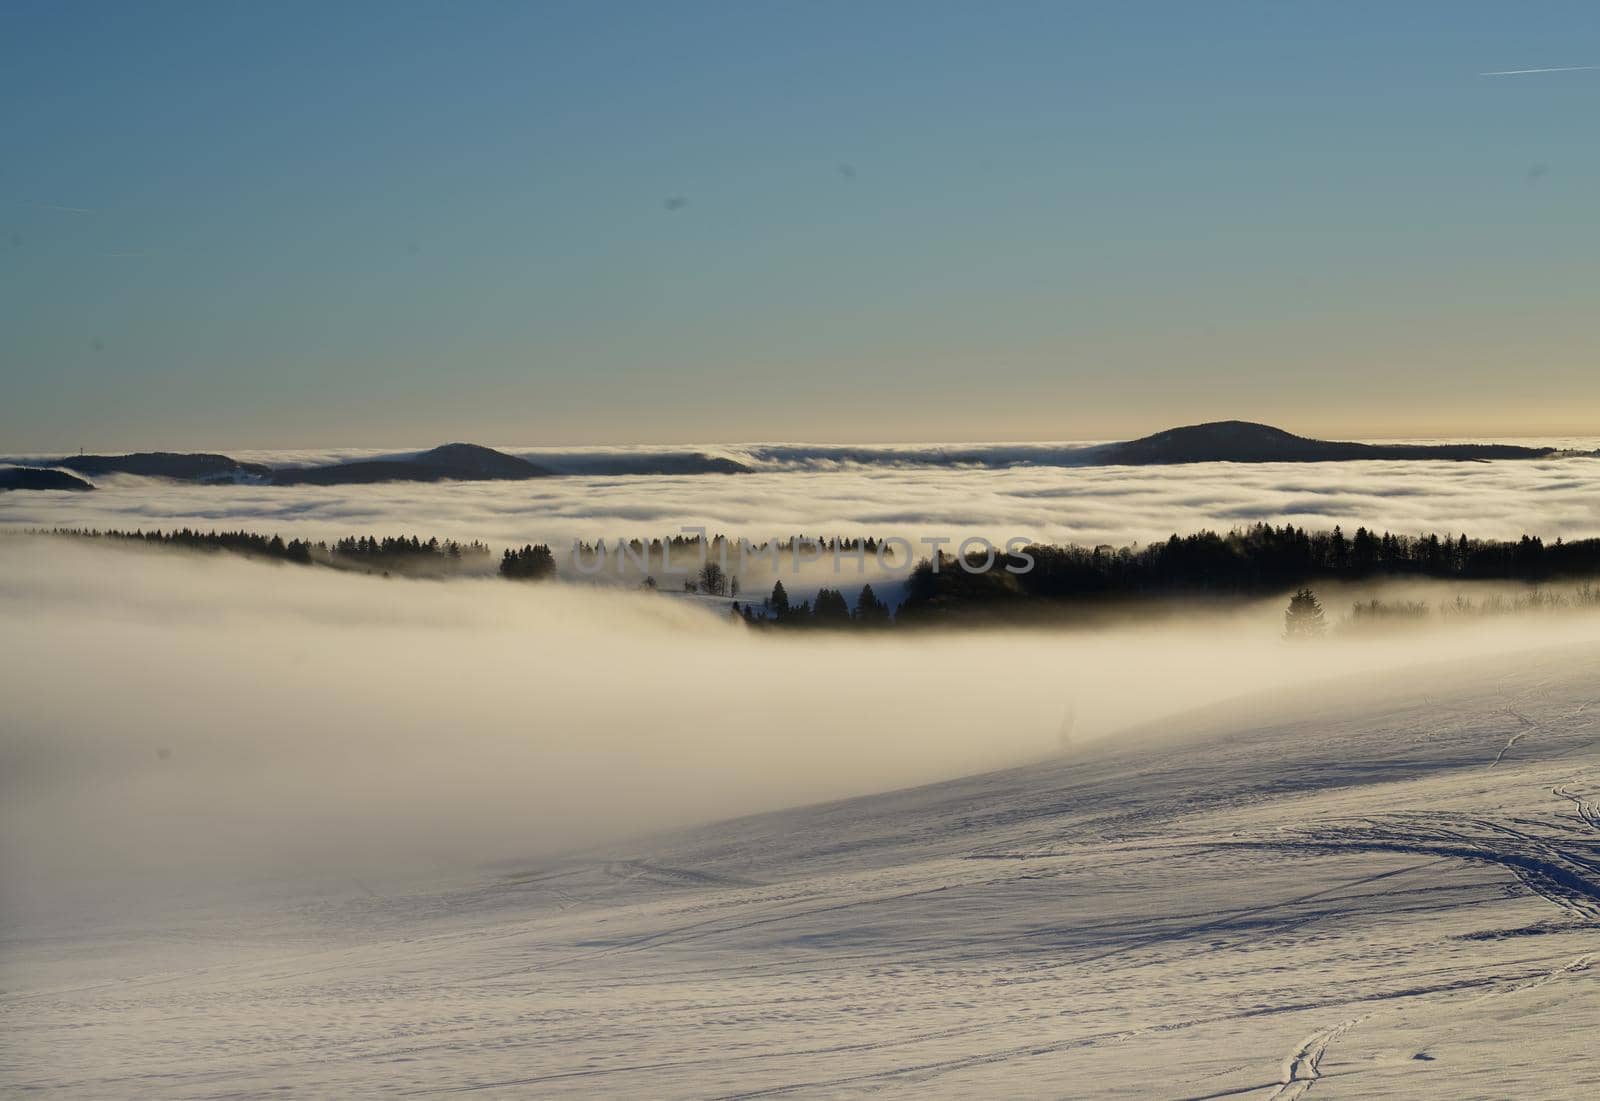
[3,1,1597,449]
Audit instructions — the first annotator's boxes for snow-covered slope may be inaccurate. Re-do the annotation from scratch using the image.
[5,646,1599,1099]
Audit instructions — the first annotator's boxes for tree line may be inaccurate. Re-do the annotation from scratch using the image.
[500,544,557,580]
[896,524,1600,625]
[36,523,1600,631]
[731,579,893,629]
[41,528,496,576]
[332,534,492,566]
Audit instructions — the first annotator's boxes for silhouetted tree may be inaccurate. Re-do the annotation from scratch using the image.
[697,560,728,596]
[854,583,890,626]
[500,544,556,580]
[812,587,851,625]
[1284,587,1327,640]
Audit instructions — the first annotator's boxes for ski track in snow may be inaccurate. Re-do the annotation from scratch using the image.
[5,646,1600,1098]
[1554,784,1600,831]
[1489,705,1541,769]
[1269,1015,1368,1101]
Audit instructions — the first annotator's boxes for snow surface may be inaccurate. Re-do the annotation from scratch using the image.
[5,646,1600,1099]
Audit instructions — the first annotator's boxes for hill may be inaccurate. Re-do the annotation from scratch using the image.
[270,443,553,486]
[0,466,95,491]
[1093,420,1562,464]
[538,452,750,476]
[19,452,270,482]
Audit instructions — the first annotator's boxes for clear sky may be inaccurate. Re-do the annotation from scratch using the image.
[3,1,1596,450]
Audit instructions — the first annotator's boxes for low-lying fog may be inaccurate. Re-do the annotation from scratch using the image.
[2,455,1599,551]
[5,536,1600,935]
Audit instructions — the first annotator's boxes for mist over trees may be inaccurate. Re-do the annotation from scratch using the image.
[500,544,557,580]
[696,560,729,596]
[730,582,890,630]
[895,524,1600,625]
[40,528,493,576]
[43,527,320,563]
[333,535,493,570]
[34,522,1600,635]
[1283,588,1327,640]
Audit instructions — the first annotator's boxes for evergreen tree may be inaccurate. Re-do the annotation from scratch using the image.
[1284,587,1327,640]
[812,587,851,625]
[1328,525,1348,570]
[854,583,890,626]
[500,543,557,580]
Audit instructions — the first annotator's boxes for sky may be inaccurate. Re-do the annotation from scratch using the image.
[2,1,1597,451]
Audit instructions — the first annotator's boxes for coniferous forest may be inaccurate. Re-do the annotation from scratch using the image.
[31,522,1600,630]
[895,525,1600,625]
[40,528,491,574]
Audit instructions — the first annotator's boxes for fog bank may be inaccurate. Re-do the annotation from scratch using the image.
[5,537,1600,933]
[3,455,1599,554]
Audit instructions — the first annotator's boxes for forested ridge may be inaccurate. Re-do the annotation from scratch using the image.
[896,524,1600,624]
[31,523,1600,630]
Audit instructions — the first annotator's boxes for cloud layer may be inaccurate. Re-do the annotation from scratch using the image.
[3,453,1597,555]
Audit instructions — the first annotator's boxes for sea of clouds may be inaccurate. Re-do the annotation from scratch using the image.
[4,446,1599,935]
[3,449,1598,557]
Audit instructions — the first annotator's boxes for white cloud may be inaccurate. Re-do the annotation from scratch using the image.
[3,455,1597,555]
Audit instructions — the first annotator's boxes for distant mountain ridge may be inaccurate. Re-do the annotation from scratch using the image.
[50,452,269,481]
[271,443,553,486]
[0,466,96,492]
[538,453,750,476]
[1089,421,1568,465]
[3,423,1588,489]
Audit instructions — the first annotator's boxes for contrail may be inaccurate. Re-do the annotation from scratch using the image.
[5,198,96,214]
[1480,65,1599,76]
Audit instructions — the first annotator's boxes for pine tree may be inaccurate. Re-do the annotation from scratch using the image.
[1284,587,1327,640]
[854,583,890,626]
[1328,525,1348,570]
[500,543,557,580]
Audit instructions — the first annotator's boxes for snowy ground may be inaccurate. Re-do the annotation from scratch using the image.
[4,643,1598,1098]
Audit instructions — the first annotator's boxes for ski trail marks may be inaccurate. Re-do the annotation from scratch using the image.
[1554,784,1600,830]
[1268,1015,1367,1100]
[1489,706,1540,768]
[1222,812,1600,923]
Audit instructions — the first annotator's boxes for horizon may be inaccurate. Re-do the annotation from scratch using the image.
[11,420,1600,459]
